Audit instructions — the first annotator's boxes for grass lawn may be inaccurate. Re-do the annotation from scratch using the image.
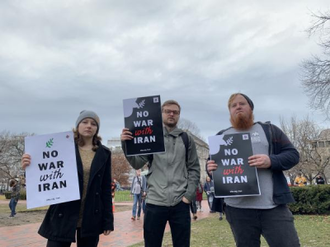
[130,213,330,247]
[0,201,48,214]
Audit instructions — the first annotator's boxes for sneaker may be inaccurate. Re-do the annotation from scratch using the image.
[9,215,14,218]
[131,216,136,221]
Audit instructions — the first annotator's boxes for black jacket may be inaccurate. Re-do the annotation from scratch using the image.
[38,143,114,242]
[210,122,299,212]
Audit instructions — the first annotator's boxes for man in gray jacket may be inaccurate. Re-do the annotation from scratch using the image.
[121,99,200,247]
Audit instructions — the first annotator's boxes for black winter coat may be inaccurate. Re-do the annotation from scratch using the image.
[38,143,114,242]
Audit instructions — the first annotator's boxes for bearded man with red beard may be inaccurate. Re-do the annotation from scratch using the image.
[207,93,301,247]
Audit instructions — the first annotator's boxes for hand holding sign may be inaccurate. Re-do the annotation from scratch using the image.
[206,160,218,173]
[248,154,271,168]
[120,128,133,141]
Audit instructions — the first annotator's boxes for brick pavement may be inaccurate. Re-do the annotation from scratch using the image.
[0,201,211,247]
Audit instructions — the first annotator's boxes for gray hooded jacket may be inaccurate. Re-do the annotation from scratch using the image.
[122,127,200,206]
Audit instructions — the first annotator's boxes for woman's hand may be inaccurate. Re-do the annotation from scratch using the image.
[21,154,31,169]
[103,230,112,236]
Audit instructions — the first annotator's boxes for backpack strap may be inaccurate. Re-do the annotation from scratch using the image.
[148,131,190,168]
[180,132,189,163]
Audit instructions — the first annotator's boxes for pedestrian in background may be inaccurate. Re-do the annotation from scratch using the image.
[195,182,203,212]
[9,179,20,217]
[294,173,307,187]
[130,169,146,220]
[315,175,325,185]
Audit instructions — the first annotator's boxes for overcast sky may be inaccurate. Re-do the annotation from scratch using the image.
[1,0,329,143]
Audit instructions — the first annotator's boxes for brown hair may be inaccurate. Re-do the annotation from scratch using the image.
[9,180,16,187]
[73,128,102,151]
[162,100,181,112]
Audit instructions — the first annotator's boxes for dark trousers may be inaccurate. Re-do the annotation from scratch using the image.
[226,205,300,247]
[190,199,197,214]
[46,229,99,247]
[144,201,191,247]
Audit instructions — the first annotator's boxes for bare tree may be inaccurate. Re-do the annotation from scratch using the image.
[111,151,131,187]
[178,118,204,140]
[302,11,330,118]
[280,116,330,184]
[0,131,29,179]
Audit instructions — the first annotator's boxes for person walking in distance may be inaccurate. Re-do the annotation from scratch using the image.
[9,179,20,217]
[130,169,147,220]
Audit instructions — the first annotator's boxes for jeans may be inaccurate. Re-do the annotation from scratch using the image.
[226,205,300,247]
[132,193,142,217]
[9,198,18,216]
[144,201,191,247]
[207,193,214,210]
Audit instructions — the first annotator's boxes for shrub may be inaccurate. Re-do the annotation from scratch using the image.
[4,191,11,199]
[20,190,26,200]
[289,185,330,215]
[4,190,27,200]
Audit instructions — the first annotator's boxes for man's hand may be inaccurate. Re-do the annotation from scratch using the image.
[182,196,190,204]
[120,128,133,141]
[207,160,218,173]
[248,154,271,169]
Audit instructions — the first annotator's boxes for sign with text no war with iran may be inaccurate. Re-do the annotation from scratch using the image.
[208,133,260,198]
[25,131,80,209]
[123,95,165,156]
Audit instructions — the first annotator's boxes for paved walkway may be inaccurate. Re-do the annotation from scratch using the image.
[0,201,212,247]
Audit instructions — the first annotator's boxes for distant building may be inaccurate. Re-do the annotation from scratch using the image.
[311,129,330,183]
[183,131,209,183]
[107,139,122,152]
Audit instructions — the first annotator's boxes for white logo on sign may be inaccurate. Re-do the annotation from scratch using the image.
[251,131,261,143]
[153,97,159,103]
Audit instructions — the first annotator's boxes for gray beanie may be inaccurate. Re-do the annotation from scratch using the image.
[239,93,254,111]
[76,110,100,132]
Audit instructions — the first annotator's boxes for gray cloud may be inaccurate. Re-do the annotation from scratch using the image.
[0,0,329,142]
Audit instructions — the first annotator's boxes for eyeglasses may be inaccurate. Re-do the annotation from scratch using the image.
[163,109,180,115]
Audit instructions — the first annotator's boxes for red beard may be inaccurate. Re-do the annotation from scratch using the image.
[230,112,254,130]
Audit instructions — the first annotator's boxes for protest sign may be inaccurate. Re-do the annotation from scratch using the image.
[123,95,165,156]
[208,133,260,198]
[25,131,80,209]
